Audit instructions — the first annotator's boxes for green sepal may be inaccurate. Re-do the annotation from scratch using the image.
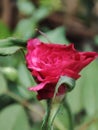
[53,76,76,99]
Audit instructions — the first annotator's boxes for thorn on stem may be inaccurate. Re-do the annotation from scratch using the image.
[35,28,52,43]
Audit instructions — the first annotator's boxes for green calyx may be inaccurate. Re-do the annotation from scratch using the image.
[53,76,76,99]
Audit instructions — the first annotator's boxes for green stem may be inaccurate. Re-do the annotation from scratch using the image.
[63,98,74,130]
[49,101,62,128]
[41,99,52,130]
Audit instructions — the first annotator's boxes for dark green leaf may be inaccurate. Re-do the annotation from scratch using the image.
[0,37,26,48]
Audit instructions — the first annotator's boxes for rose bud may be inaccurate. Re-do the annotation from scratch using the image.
[26,38,98,100]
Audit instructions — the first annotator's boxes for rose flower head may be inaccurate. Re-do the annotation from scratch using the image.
[26,38,98,100]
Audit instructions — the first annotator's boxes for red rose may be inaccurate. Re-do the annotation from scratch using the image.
[26,38,97,100]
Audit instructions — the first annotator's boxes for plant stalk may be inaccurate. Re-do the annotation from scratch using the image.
[63,98,74,130]
[41,99,52,130]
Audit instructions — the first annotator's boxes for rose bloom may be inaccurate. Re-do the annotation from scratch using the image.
[26,38,97,100]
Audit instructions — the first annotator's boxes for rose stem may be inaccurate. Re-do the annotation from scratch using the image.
[63,98,74,130]
[41,99,52,130]
[35,28,52,43]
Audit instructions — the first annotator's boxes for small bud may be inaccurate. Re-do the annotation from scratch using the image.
[0,67,18,81]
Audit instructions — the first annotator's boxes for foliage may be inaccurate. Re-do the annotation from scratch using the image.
[0,0,98,130]
[39,0,61,10]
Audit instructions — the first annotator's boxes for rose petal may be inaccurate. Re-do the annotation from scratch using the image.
[25,38,98,100]
[28,81,48,91]
[27,38,41,50]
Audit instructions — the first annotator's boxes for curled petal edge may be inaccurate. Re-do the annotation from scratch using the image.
[28,81,49,91]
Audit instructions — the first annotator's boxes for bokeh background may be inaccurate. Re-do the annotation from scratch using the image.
[0,0,98,130]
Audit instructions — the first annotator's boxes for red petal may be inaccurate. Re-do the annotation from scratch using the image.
[28,82,48,91]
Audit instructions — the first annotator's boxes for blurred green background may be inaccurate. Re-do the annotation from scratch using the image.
[0,0,98,130]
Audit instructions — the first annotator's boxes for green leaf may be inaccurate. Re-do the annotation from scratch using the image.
[18,63,36,99]
[17,1,35,15]
[0,46,23,56]
[17,85,33,99]
[0,21,10,39]
[33,7,51,21]
[13,6,50,40]
[82,60,98,116]
[94,35,98,45]
[13,19,36,40]
[67,60,98,115]
[0,37,26,48]
[0,67,18,81]
[39,27,69,44]
[0,38,13,47]
[39,0,61,10]
[0,73,7,95]
[0,104,30,130]
[53,76,75,99]
[66,70,87,114]
[18,63,36,88]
